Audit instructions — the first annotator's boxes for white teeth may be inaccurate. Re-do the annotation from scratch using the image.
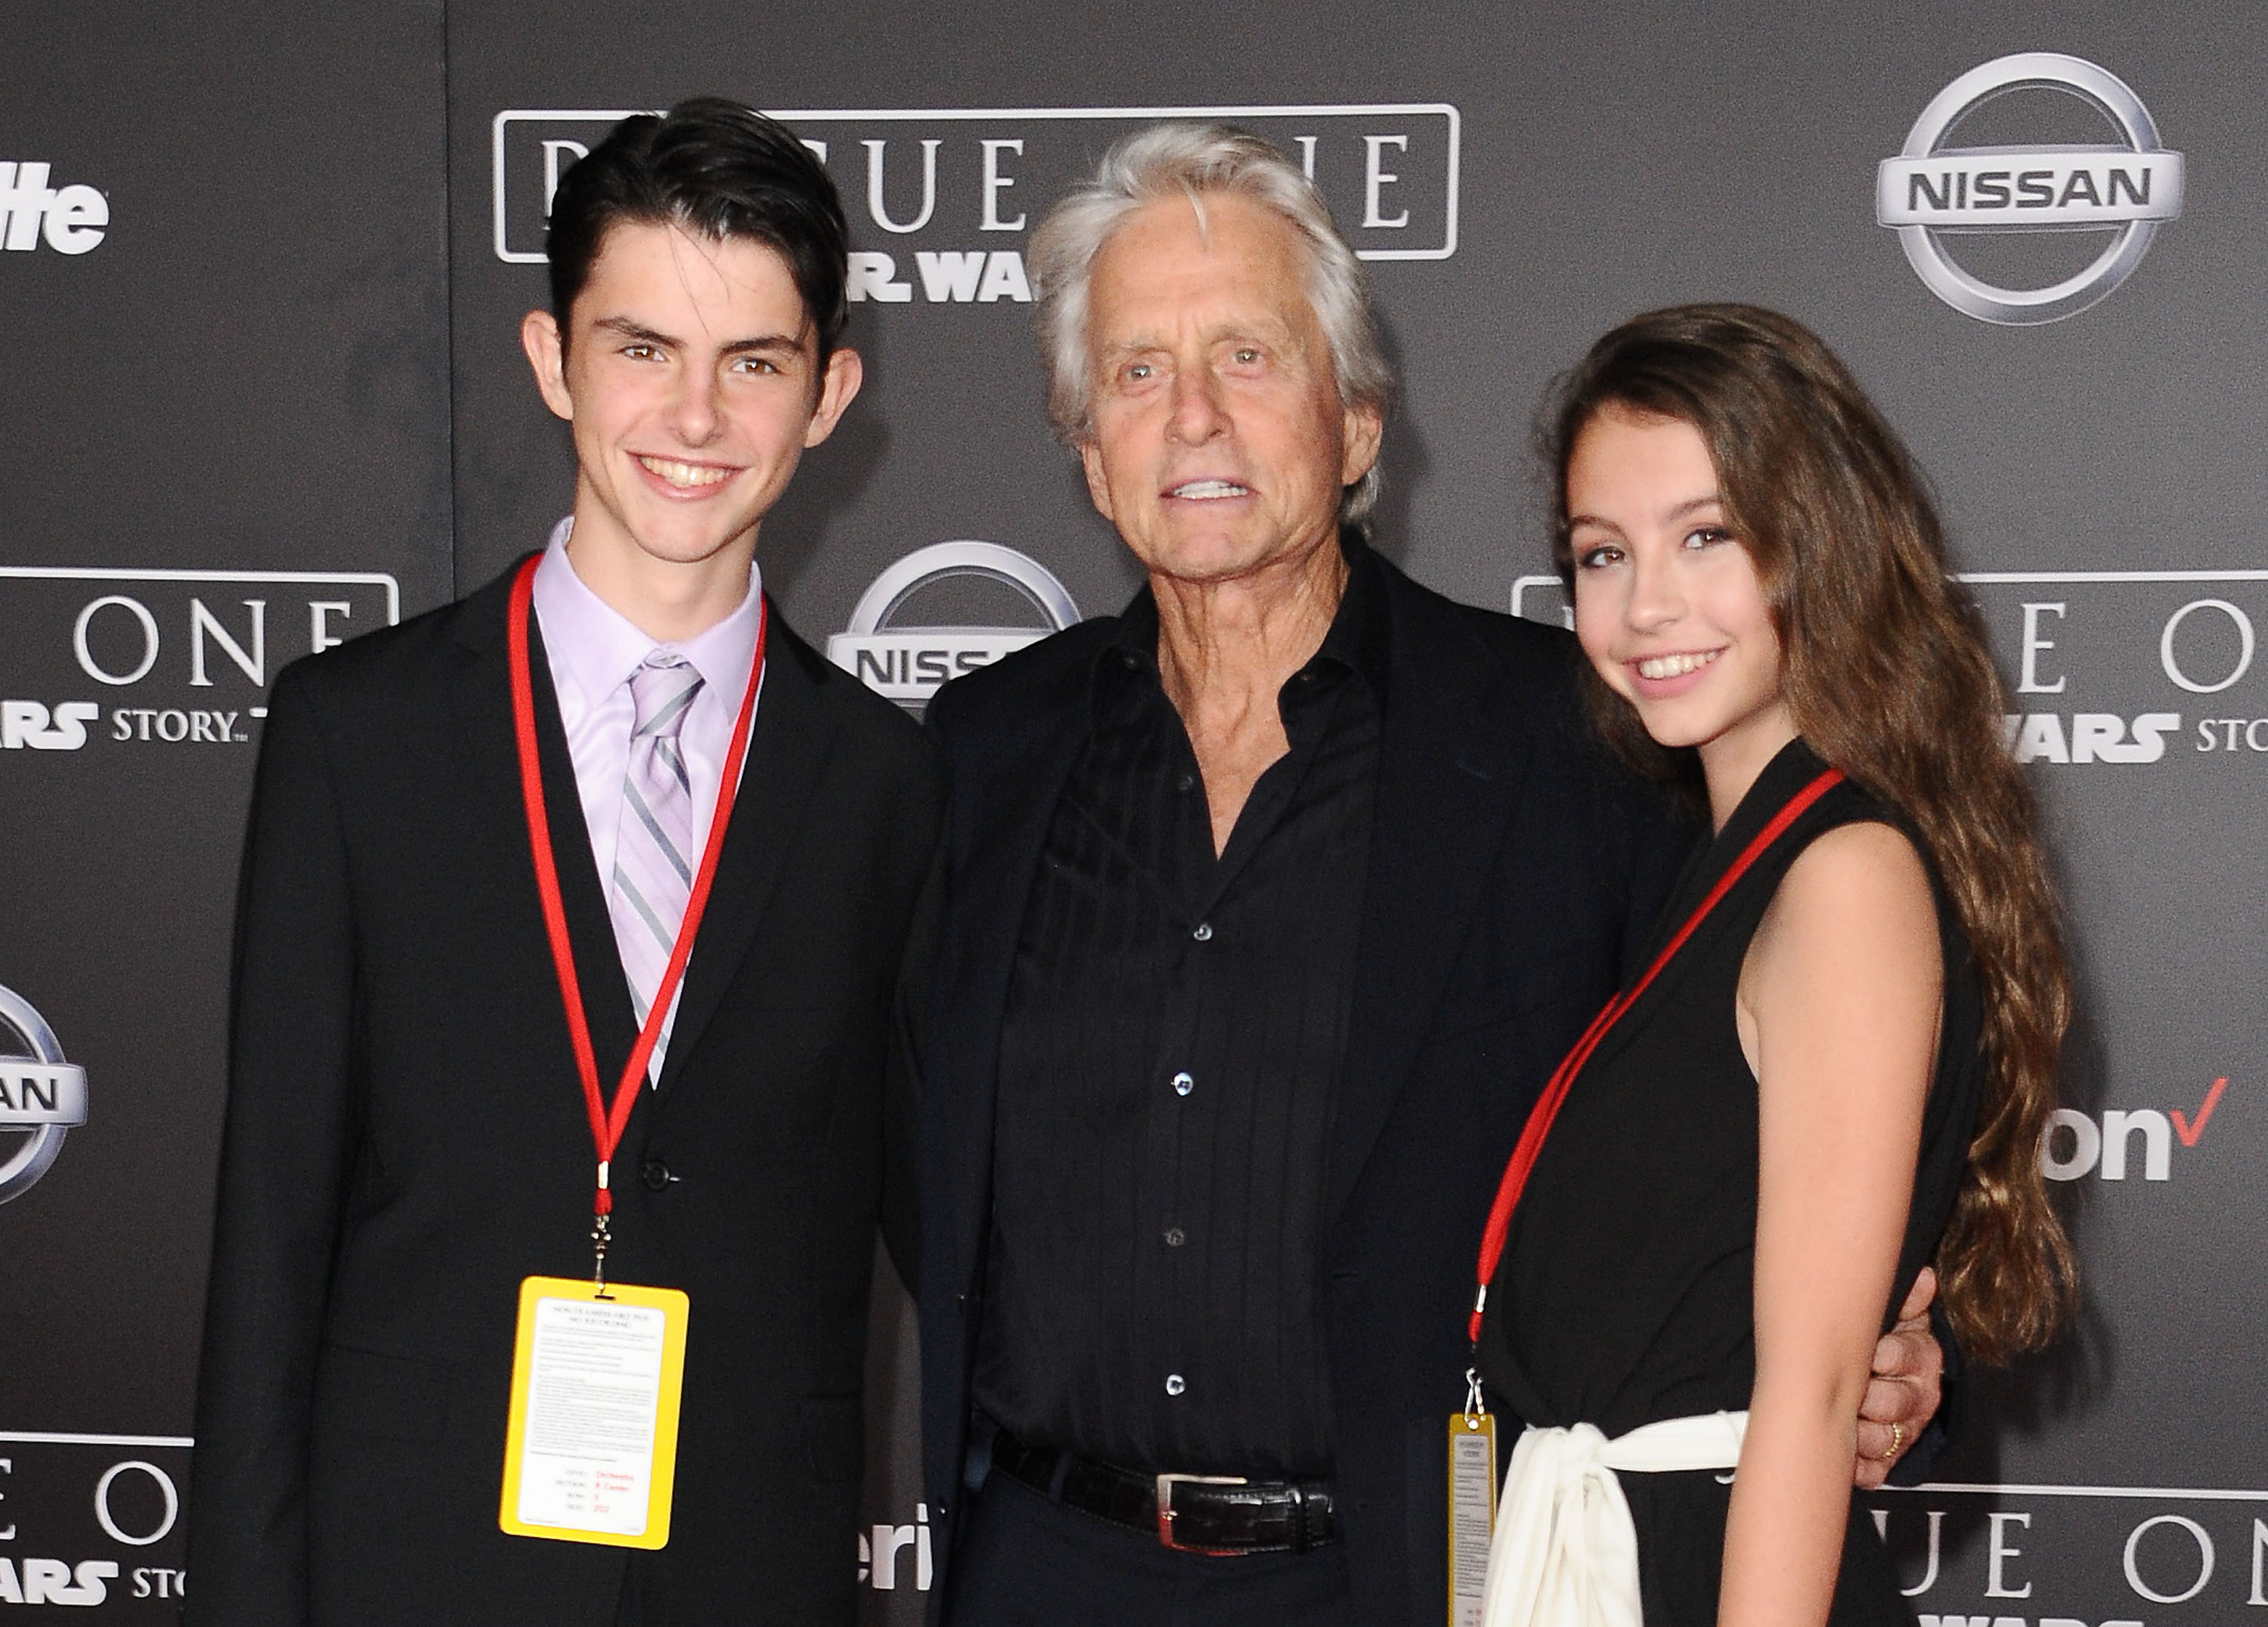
[1170,480,1250,499]
[1636,650,1721,680]
[638,456,733,489]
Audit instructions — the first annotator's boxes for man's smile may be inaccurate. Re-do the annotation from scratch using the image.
[1164,478,1253,500]
[635,454,739,491]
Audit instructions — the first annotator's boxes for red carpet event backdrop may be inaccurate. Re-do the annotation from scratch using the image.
[3,4,2260,1621]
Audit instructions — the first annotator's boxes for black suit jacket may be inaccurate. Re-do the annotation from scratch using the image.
[188,560,943,1627]
[917,544,1693,1624]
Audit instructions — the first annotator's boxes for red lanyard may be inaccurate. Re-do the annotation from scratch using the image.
[506,554,767,1278]
[1467,766,1844,1344]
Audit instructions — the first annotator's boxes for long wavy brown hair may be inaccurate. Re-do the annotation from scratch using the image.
[1540,303,2073,1361]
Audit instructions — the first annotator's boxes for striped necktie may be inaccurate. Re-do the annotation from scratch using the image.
[610,652,705,1041]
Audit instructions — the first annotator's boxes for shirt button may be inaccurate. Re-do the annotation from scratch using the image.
[640,1158,672,1192]
[1165,1374,1186,1396]
[1163,1226,1186,1247]
[1176,772,1195,793]
[1191,922,1213,942]
[1171,1071,1194,1097]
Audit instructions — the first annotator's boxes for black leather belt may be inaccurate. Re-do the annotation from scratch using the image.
[987,1427,1337,1554]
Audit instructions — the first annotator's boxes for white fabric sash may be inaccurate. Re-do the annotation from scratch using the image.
[1478,1410,1748,1627]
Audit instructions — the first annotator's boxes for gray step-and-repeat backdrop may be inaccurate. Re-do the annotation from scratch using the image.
[3,2,2260,1621]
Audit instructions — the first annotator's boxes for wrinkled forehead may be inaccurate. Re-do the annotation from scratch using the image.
[1086,191,1323,347]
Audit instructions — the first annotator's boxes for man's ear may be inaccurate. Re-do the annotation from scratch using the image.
[1340,401,1385,491]
[801,347,866,449]
[1078,439,1116,523]
[521,310,574,422]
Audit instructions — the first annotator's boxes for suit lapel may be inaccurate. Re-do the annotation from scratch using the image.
[939,647,1095,1290]
[1326,566,1534,1227]
[449,563,643,1095]
[649,609,835,1096]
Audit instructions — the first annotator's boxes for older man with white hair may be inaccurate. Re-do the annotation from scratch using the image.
[915,125,1950,1625]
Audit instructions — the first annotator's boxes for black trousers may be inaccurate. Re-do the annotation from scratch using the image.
[612,1556,660,1627]
[942,1470,1354,1626]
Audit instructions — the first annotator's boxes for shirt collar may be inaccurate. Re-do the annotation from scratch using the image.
[530,515,765,708]
[1319,528,1390,702]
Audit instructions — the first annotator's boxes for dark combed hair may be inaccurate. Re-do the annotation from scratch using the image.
[544,97,849,361]
[1540,302,2074,1362]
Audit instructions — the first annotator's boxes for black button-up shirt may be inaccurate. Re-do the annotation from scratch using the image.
[972,540,1387,1479]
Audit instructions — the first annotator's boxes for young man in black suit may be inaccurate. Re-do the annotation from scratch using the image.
[917,125,1952,1625]
[188,101,940,1627]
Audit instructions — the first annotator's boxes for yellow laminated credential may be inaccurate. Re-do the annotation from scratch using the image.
[498,1275,688,1549]
[1446,1408,1498,1626]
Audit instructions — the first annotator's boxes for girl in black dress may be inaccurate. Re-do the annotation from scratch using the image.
[1474,306,2074,1625]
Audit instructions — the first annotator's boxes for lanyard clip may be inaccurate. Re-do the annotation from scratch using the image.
[590,1210,615,1300]
[1464,1367,1487,1419]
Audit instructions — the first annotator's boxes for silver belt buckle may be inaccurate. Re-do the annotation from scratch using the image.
[1154,1472,1250,1554]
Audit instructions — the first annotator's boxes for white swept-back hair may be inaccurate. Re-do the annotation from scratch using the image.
[1029,123,1396,524]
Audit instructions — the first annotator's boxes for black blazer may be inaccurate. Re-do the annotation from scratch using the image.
[187,560,943,1627]
[917,544,1691,1625]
